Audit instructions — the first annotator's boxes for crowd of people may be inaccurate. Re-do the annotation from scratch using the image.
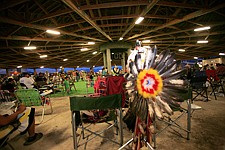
[185,63,225,79]
[0,65,125,96]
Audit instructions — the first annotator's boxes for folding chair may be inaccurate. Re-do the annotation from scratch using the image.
[15,89,53,124]
[94,77,107,96]
[70,94,123,150]
[0,120,21,150]
[190,71,208,102]
[152,88,202,149]
[206,70,225,100]
[0,90,14,102]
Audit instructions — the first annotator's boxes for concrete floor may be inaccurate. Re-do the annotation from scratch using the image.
[2,93,225,150]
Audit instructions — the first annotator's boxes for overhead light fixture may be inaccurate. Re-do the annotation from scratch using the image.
[86,60,90,62]
[81,48,89,51]
[135,17,144,24]
[17,65,22,68]
[142,40,150,43]
[40,55,47,58]
[60,66,63,68]
[119,37,123,41]
[143,46,150,49]
[178,49,186,52]
[219,53,225,56]
[40,66,44,68]
[92,51,97,55]
[63,58,68,61]
[46,29,60,35]
[93,65,95,67]
[77,66,79,68]
[194,57,198,59]
[112,53,114,54]
[87,42,95,45]
[197,40,208,43]
[24,46,37,50]
[194,26,211,32]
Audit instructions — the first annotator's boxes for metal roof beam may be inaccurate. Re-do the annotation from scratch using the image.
[62,0,112,41]
[128,2,225,40]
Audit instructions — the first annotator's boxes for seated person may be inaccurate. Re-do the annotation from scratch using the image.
[0,105,43,146]
[19,73,34,89]
[112,66,120,76]
[1,78,16,93]
[35,73,47,88]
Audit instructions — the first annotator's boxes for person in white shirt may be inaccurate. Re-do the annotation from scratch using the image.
[19,73,34,89]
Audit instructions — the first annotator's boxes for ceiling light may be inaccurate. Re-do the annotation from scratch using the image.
[178,49,186,52]
[86,60,90,62]
[40,55,47,58]
[135,17,144,24]
[63,58,68,61]
[60,66,63,68]
[112,53,114,54]
[24,46,36,50]
[77,66,79,68]
[46,29,60,35]
[194,26,211,32]
[197,40,208,44]
[93,65,95,67]
[87,42,95,45]
[119,37,123,41]
[194,57,198,59]
[142,40,150,43]
[40,66,44,68]
[143,46,150,49]
[92,51,97,55]
[17,65,22,68]
[81,48,89,51]
[219,53,225,56]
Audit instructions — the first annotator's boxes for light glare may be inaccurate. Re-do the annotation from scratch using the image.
[46,30,60,35]
[197,40,208,43]
[135,17,144,24]
[194,26,210,32]
[92,51,97,54]
[142,40,150,43]
[40,55,47,58]
[88,42,95,45]
[81,48,89,51]
[24,46,36,50]
[178,49,186,52]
